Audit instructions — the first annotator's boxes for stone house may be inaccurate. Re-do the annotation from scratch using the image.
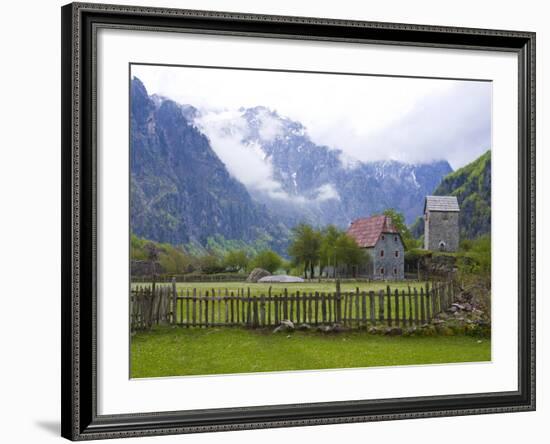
[346,215,405,280]
[423,195,460,252]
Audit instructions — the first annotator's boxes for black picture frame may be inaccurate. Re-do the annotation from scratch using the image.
[61,2,536,440]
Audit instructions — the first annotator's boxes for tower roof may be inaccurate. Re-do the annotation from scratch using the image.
[424,195,460,213]
[346,215,400,248]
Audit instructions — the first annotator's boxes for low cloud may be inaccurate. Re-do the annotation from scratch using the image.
[255,108,284,142]
[133,65,491,170]
[307,82,491,169]
[196,110,286,199]
[196,109,341,204]
[314,183,340,202]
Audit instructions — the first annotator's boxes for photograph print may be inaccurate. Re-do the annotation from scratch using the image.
[129,64,492,379]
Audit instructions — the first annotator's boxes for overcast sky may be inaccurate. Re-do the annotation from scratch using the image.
[131,64,491,170]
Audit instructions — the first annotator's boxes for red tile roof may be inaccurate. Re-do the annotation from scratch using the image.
[346,215,399,248]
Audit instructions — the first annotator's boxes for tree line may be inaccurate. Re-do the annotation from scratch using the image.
[131,209,420,279]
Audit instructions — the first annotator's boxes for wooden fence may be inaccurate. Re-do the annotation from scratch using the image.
[131,274,248,283]
[131,281,456,332]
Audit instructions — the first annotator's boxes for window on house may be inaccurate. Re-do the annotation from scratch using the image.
[381,235,385,240]
[380,268,385,275]
[395,251,399,257]
[394,236,398,242]
[393,268,397,275]
[380,249,384,257]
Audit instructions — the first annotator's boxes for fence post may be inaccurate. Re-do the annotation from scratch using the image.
[378,289,385,322]
[260,294,266,327]
[217,289,221,324]
[335,280,342,324]
[314,291,319,325]
[130,289,135,332]
[413,288,419,325]
[199,290,203,327]
[425,282,431,321]
[386,285,392,327]
[401,289,407,327]
[394,288,400,327]
[246,294,252,326]
[184,289,189,327]
[420,287,426,324]
[148,287,156,329]
[296,290,301,324]
[432,284,437,314]
[268,292,272,326]
[369,291,375,325]
[355,288,360,327]
[192,288,197,327]
[224,290,229,324]
[361,291,367,328]
[274,294,279,325]
[171,278,177,325]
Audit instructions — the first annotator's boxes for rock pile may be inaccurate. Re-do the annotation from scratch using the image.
[246,268,271,283]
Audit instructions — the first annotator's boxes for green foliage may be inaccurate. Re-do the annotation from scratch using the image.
[198,253,225,274]
[404,248,432,262]
[289,223,370,278]
[131,234,192,275]
[250,250,284,273]
[223,250,249,273]
[409,216,424,241]
[157,242,191,274]
[288,223,323,278]
[319,225,342,268]
[457,235,491,280]
[451,234,492,299]
[334,233,368,268]
[404,248,432,272]
[459,238,474,251]
[433,150,491,240]
[130,234,149,261]
[383,209,417,250]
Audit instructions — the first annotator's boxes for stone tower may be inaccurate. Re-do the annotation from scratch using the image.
[424,196,460,252]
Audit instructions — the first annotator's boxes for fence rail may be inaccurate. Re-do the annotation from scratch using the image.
[131,274,248,283]
[131,281,456,332]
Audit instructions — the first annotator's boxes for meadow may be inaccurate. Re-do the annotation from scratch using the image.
[132,280,429,296]
[131,326,491,378]
[130,279,488,378]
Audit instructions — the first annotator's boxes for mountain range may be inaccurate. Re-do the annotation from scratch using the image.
[130,76,486,254]
[130,78,289,253]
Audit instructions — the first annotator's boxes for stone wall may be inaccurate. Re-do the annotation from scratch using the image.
[424,211,459,252]
[372,233,405,279]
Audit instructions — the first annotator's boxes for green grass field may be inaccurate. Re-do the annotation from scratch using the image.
[131,326,491,378]
[132,280,428,296]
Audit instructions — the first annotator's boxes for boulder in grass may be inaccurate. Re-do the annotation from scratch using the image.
[246,268,271,283]
[272,319,295,334]
[258,274,305,283]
